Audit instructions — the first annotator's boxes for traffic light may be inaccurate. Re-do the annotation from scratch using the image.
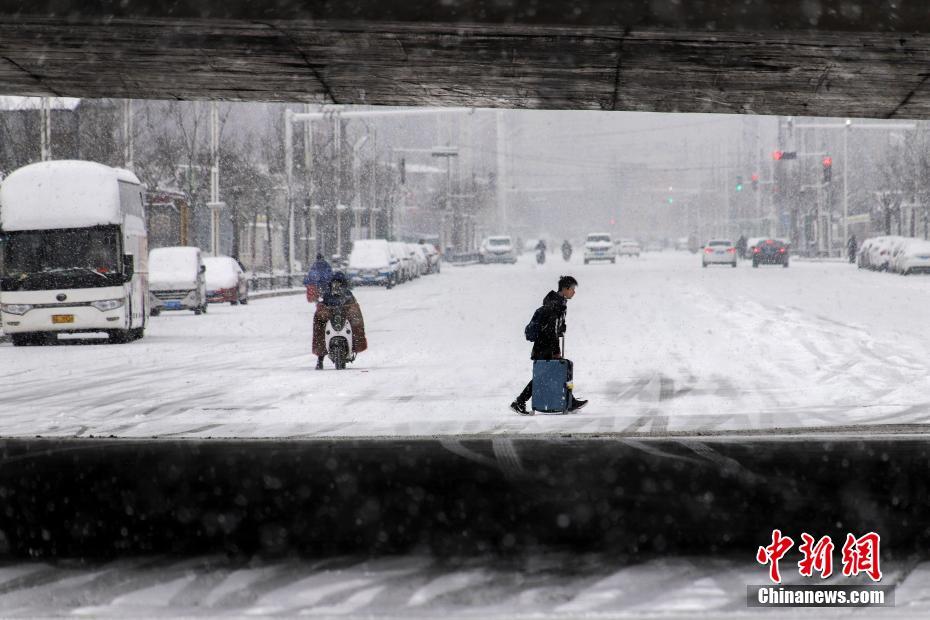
[400,157,406,184]
[751,173,759,191]
[822,156,832,183]
[773,151,797,160]
[735,175,743,192]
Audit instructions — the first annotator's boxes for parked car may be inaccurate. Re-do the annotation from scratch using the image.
[203,255,249,305]
[420,242,441,273]
[857,237,876,269]
[348,239,398,288]
[867,236,901,271]
[480,236,518,264]
[887,237,912,273]
[892,238,930,275]
[751,238,789,268]
[584,232,615,264]
[389,241,413,282]
[617,240,641,257]
[406,243,429,276]
[702,239,738,267]
[148,246,208,315]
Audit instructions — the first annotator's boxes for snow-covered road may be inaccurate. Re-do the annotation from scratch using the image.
[3,252,930,439]
[0,553,925,618]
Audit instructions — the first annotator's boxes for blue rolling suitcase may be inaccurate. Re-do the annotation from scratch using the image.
[532,358,574,413]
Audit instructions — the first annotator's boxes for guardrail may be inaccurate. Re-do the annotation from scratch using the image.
[247,273,306,290]
[447,252,481,265]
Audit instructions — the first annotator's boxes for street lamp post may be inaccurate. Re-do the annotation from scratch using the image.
[431,147,459,251]
[335,203,349,260]
[352,134,370,240]
[310,204,323,256]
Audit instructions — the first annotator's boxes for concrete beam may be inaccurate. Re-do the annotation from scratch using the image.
[0,4,929,118]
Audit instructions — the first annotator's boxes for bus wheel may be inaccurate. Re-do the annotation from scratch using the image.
[109,329,133,344]
[11,333,44,346]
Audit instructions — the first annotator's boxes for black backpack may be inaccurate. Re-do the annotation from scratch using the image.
[524,307,545,342]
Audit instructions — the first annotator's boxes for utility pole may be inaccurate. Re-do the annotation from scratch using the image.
[40,97,51,161]
[123,99,134,170]
[285,107,294,269]
[304,103,314,263]
[207,101,224,257]
[496,110,508,233]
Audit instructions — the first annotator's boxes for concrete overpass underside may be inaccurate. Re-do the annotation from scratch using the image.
[1,1,930,118]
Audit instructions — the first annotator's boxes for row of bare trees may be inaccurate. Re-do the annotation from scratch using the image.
[0,98,404,272]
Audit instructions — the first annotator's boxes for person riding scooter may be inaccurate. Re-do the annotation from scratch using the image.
[561,240,572,262]
[304,253,333,302]
[312,272,367,369]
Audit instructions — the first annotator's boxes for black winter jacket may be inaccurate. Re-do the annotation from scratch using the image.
[530,290,567,360]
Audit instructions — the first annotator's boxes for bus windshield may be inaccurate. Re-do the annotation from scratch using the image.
[1,226,122,289]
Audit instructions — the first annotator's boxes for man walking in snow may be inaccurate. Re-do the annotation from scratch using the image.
[511,275,587,415]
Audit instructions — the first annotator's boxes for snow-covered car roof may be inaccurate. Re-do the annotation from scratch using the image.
[350,241,392,269]
[203,256,241,288]
[150,246,202,278]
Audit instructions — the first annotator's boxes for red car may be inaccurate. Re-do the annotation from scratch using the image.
[203,256,249,305]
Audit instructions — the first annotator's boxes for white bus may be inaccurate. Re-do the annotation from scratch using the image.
[0,161,148,346]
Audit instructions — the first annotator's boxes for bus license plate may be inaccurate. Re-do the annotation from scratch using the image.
[52,314,74,324]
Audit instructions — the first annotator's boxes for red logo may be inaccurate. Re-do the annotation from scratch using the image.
[756,529,794,583]
[798,533,834,578]
[758,531,881,583]
[841,532,882,581]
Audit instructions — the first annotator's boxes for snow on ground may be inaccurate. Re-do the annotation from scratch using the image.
[2,252,930,438]
[0,553,926,618]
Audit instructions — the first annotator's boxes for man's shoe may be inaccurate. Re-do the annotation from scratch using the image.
[568,399,588,412]
[510,401,533,415]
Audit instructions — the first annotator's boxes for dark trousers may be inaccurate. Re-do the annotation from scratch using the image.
[516,380,534,404]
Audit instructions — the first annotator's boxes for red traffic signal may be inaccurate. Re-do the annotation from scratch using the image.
[822,156,833,167]
[751,173,759,182]
[773,150,783,160]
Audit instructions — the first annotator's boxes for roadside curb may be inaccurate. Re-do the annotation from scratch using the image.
[249,288,306,300]
[0,288,306,345]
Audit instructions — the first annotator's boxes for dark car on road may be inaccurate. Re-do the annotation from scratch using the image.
[752,238,789,268]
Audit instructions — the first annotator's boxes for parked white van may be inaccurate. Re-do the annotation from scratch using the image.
[148,247,207,315]
[0,160,148,345]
